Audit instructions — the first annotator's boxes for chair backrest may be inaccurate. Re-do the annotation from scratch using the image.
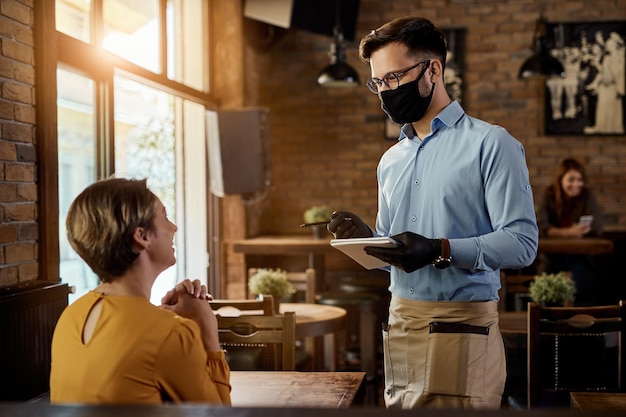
[209,295,275,317]
[209,296,277,370]
[527,301,626,409]
[286,268,316,303]
[248,268,316,304]
[216,312,296,371]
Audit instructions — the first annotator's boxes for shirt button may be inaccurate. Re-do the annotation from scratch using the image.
[411,215,417,222]
[414,179,420,186]
[409,287,414,294]
[526,184,531,190]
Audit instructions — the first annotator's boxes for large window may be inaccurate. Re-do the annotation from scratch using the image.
[54,0,212,304]
[102,0,161,73]
[57,68,98,302]
[56,0,208,90]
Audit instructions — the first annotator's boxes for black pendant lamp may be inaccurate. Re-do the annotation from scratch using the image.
[317,0,360,88]
[518,14,565,79]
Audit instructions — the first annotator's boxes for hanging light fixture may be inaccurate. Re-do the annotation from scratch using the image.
[317,0,360,88]
[518,13,566,79]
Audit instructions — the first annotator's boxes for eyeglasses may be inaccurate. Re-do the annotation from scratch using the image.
[365,60,430,94]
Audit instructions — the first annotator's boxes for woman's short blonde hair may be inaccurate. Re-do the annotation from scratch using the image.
[66,177,157,283]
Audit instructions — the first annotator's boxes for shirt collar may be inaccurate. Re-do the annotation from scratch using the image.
[399,123,416,141]
[398,101,465,141]
[434,100,464,128]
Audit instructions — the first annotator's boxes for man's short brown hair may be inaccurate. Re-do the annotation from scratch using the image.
[359,17,447,72]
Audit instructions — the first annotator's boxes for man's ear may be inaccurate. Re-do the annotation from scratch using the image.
[132,227,150,251]
[430,60,443,83]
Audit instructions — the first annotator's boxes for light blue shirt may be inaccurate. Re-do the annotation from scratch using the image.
[375,101,538,301]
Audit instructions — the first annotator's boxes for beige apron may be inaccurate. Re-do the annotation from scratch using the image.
[383,296,506,409]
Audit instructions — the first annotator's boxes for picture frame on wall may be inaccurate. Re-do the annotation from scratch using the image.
[544,21,625,135]
[386,28,465,140]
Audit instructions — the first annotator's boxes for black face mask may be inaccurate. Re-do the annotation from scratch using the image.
[380,66,435,125]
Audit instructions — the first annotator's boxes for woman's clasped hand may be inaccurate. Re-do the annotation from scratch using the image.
[161,279,222,353]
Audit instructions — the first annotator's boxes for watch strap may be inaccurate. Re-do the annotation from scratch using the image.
[432,238,452,269]
[440,238,451,260]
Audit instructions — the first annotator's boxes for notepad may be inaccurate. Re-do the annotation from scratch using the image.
[330,237,399,269]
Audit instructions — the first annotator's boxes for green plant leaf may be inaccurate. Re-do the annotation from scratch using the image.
[529,272,576,304]
[248,268,292,298]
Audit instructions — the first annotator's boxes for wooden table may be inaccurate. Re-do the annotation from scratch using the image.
[218,302,346,371]
[230,371,365,408]
[231,235,335,291]
[280,303,346,338]
[232,235,334,256]
[538,237,614,255]
[499,311,527,336]
[280,303,347,371]
[2,403,599,417]
[499,311,528,405]
[570,392,626,410]
[498,311,528,354]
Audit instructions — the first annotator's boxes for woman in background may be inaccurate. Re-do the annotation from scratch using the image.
[536,157,603,305]
[50,177,231,405]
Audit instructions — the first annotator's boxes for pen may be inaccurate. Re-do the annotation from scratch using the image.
[300,218,352,228]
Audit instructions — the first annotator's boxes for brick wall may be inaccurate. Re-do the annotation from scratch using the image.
[1,0,625,293]
[243,0,626,237]
[0,0,36,287]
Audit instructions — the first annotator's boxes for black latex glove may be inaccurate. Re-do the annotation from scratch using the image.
[364,231,441,273]
[328,211,373,239]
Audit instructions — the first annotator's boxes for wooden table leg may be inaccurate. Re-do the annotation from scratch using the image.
[323,333,337,371]
[359,305,377,378]
[303,335,337,371]
[308,253,326,291]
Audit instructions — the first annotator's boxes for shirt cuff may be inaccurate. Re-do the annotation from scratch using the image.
[206,350,227,361]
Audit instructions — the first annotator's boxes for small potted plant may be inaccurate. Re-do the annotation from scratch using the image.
[303,205,332,239]
[248,268,292,314]
[529,271,576,306]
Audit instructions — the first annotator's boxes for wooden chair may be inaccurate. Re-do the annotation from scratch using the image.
[527,301,626,409]
[210,295,275,317]
[248,268,316,304]
[209,296,279,371]
[217,312,296,371]
[247,268,317,369]
[286,268,316,303]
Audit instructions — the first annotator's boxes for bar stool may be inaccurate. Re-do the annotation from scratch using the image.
[340,276,389,351]
[338,275,390,323]
[316,291,380,405]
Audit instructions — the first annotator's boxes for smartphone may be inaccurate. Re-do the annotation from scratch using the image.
[578,215,593,226]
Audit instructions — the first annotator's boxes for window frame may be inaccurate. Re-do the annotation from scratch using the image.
[34,0,224,292]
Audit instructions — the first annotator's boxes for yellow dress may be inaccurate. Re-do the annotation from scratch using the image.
[50,291,231,405]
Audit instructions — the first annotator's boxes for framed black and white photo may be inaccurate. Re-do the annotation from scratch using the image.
[385,28,465,139]
[544,21,625,135]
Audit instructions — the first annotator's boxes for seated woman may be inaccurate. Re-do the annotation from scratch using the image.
[50,177,231,405]
[536,157,603,306]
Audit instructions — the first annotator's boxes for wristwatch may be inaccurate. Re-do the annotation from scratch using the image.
[432,238,452,269]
